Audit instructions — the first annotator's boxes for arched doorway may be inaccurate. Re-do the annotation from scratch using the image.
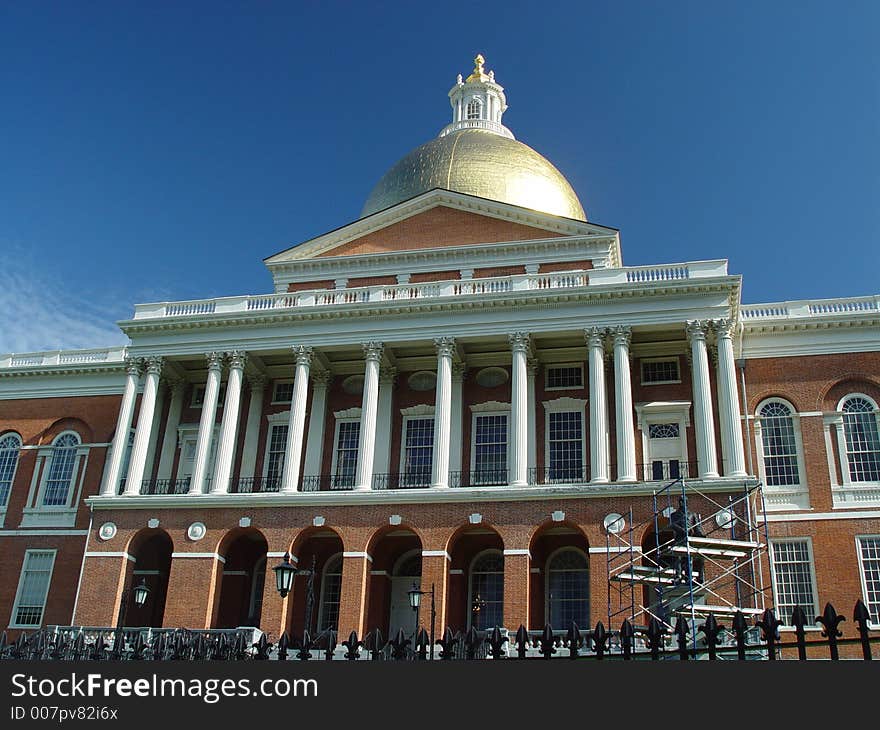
[125,529,172,627]
[214,529,269,628]
[363,526,424,636]
[529,523,590,630]
[289,528,345,636]
[447,526,504,631]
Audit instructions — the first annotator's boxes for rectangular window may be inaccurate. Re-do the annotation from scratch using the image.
[402,418,434,486]
[771,539,818,626]
[11,550,56,627]
[641,358,680,385]
[547,411,584,481]
[858,537,880,626]
[272,381,294,404]
[42,446,78,507]
[546,366,583,390]
[191,384,226,408]
[334,421,360,487]
[473,414,508,484]
[264,424,288,490]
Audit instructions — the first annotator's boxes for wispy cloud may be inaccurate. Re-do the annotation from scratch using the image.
[0,241,129,354]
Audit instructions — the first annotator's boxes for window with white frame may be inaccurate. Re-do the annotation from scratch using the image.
[547,548,590,628]
[0,433,22,507]
[333,421,360,487]
[757,400,802,487]
[191,383,226,408]
[318,554,343,632]
[841,395,880,483]
[641,358,680,385]
[857,536,880,626]
[546,365,583,390]
[472,413,508,484]
[42,433,80,507]
[272,381,294,404]
[263,423,288,489]
[470,551,503,630]
[11,550,56,627]
[771,539,818,626]
[466,98,482,120]
[401,417,434,486]
[547,411,585,482]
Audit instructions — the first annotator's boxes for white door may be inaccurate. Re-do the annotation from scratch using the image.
[388,577,419,638]
[646,423,684,479]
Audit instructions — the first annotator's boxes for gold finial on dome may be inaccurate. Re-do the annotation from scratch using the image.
[466,53,489,83]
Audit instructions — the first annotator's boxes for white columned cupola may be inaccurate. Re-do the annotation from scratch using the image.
[440,54,514,140]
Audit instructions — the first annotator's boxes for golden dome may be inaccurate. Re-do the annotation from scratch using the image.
[361,128,587,221]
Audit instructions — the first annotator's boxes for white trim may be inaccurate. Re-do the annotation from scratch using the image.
[330,416,360,486]
[754,397,809,510]
[589,546,642,554]
[171,552,226,562]
[470,405,511,483]
[399,411,435,486]
[502,549,531,557]
[400,404,436,417]
[855,534,880,629]
[836,394,880,492]
[422,550,452,561]
[261,420,289,488]
[33,430,82,513]
[9,549,58,629]
[333,407,363,420]
[266,551,292,559]
[634,401,691,481]
[762,509,880,522]
[84,551,136,561]
[342,551,373,562]
[769,536,820,626]
[0,529,89,537]
[0,432,23,512]
[469,400,511,414]
[543,399,588,483]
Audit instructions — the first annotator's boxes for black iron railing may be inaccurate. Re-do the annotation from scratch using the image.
[139,478,191,496]
[528,465,590,485]
[636,460,697,481]
[449,469,510,487]
[231,476,281,494]
[300,474,356,492]
[372,472,433,490]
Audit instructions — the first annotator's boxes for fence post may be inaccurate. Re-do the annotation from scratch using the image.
[487,627,506,659]
[514,625,530,659]
[853,600,873,661]
[674,617,689,661]
[756,609,780,660]
[464,627,480,660]
[592,622,609,660]
[791,606,808,661]
[342,631,361,661]
[388,628,411,660]
[620,620,634,660]
[817,603,845,661]
[437,627,458,660]
[538,624,557,659]
[732,611,748,661]
[700,615,723,661]
[567,622,582,660]
[646,617,665,661]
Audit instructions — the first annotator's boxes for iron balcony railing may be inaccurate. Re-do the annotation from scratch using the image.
[372,472,433,490]
[636,460,698,482]
[527,465,590,485]
[138,478,191,496]
[230,476,281,494]
[450,469,510,488]
[300,474,356,492]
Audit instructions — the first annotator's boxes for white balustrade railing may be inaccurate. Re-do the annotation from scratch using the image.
[129,260,728,321]
[742,295,880,322]
[1,346,127,370]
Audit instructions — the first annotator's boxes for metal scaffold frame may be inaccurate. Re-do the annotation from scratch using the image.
[607,478,770,653]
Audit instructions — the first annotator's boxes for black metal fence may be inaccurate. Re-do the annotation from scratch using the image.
[5,601,876,662]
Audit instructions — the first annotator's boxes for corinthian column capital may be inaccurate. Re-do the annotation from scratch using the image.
[712,318,735,340]
[434,336,456,358]
[584,326,605,349]
[685,320,708,343]
[362,342,384,362]
[143,356,163,376]
[291,345,313,367]
[508,332,530,354]
[205,352,224,371]
[611,325,632,348]
[124,357,143,377]
[226,351,248,371]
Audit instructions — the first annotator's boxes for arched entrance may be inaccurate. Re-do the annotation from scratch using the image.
[214,529,269,628]
[365,527,423,636]
[447,526,504,631]
[289,528,345,636]
[125,529,172,627]
[529,523,590,630]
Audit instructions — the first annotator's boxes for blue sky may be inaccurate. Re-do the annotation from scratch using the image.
[1,1,878,352]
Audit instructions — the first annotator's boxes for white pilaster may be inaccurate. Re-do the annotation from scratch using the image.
[687,321,719,479]
[211,351,247,494]
[527,360,539,483]
[374,367,396,478]
[303,371,331,482]
[449,364,465,483]
[714,319,747,477]
[101,358,141,496]
[432,338,455,488]
[156,380,185,481]
[355,342,383,491]
[124,357,163,496]
[509,332,530,487]
[189,352,224,495]
[612,326,637,482]
[142,379,166,485]
[238,375,267,481]
[586,327,609,484]
[281,346,312,493]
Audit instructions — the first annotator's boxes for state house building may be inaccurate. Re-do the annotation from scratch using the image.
[1,56,879,648]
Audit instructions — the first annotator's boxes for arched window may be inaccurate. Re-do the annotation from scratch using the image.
[317,554,343,632]
[758,400,801,486]
[0,433,22,506]
[546,548,590,628]
[469,551,504,630]
[842,396,880,483]
[466,98,482,120]
[42,432,80,506]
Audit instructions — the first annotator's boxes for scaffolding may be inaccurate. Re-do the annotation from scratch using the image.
[607,478,770,652]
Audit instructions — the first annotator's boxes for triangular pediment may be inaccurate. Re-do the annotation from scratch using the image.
[264,189,617,265]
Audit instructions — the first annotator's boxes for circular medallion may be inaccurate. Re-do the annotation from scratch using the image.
[187,522,207,541]
[603,513,626,534]
[98,522,117,541]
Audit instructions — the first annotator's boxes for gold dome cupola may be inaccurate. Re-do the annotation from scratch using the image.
[440,54,514,140]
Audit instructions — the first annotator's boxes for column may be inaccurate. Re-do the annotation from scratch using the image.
[123,356,163,496]
[509,333,530,487]
[237,375,267,481]
[586,327,609,483]
[101,357,141,496]
[355,342,383,491]
[373,367,396,477]
[156,380,185,480]
[142,379,167,484]
[431,338,455,488]
[211,351,247,494]
[527,359,539,482]
[687,321,719,478]
[303,371,331,481]
[189,352,224,494]
[449,365,465,483]
[714,319,747,477]
[612,326,637,482]
[281,346,312,493]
